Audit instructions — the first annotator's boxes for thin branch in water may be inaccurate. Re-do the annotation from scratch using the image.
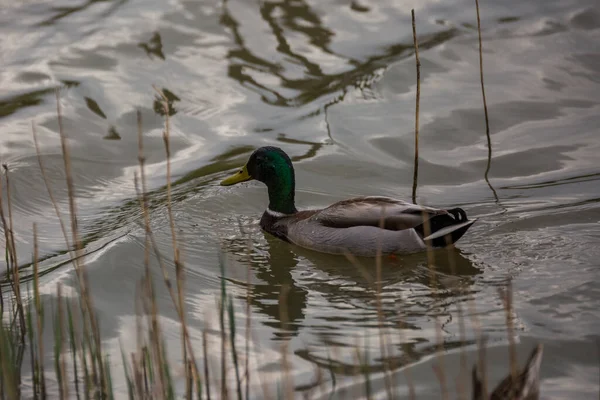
[411,9,421,205]
[474,0,500,206]
[0,165,27,344]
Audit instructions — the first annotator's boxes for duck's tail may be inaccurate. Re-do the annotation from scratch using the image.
[414,208,476,247]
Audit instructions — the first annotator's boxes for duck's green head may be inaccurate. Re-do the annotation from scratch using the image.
[220,146,297,214]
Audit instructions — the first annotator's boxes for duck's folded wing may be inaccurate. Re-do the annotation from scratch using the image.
[314,196,447,231]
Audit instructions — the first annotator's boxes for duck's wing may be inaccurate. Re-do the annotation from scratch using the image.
[313,196,448,231]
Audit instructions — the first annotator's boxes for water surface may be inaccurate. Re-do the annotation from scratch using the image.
[1,0,599,398]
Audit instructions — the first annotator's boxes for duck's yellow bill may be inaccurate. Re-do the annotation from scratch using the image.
[220,165,252,186]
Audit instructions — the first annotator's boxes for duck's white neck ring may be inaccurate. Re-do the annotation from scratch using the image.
[266,208,293,218]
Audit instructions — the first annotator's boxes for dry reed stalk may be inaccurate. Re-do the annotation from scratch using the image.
[411,9,421,205]
[33,121,96,394]
[32,224,47,398]
[133,110,153,397]
[3,166,17,273]
[1,165,26,344]
[129,352,140,398]
[133,109,167,396]
[202,329,211,400]
[474,0,499,207]
[135,107,202,396]
[475,0,490,162]
[54,89,107,394]
[149,89,201,385]
[56,283,69,399]
[176,248,192,400]
[498,281,518,383]
[411,9,448,394]
[473,1,493,397]
[0,250,3,318]
[133,280,146,397]
[33,120,94,396]
[142,272,167,397]
[151,86,192,393]
[219,298,229,400]
[4,166,19,281]
[410,10,451,393]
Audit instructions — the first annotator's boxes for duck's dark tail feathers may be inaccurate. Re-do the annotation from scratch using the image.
[414,208,476,247]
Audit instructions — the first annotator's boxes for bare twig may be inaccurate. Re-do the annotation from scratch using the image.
[474,0,500,205]
[411,9,421,205]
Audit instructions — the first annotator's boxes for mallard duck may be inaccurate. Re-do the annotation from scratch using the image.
[220,146,476,257]
[472,344,544,400]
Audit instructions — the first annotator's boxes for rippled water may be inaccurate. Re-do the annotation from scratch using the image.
[1,0,600,398]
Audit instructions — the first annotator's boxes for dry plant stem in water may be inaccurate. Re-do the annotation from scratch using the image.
[411,9,421,205]
[499,282,518,383]
[474,0,499,206]
[141,99,203,390]
[134,111,168,395]
[32,224,47,398]
[0,166,26,345]
[151,88,201,383]
[472,2,492,396]
[55,89,107,395]
[135,109,202,396]
[412,8,447,399]
[475,0,491,165]
[0,166,25,399]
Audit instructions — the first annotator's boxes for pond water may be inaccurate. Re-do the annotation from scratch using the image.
[1,0,599,398]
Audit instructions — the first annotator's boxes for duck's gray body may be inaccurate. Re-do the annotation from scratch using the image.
[260,196,476,257]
